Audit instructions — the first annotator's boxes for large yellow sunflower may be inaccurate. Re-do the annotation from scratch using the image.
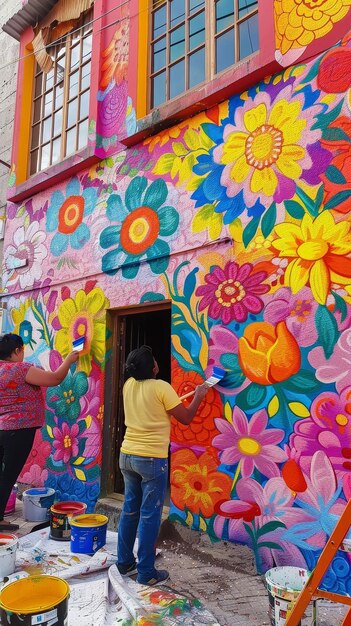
[272,211,351,304]
[55,288,109,375]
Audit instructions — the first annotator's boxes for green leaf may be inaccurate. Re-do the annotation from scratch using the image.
[321,127,351,143]
[315,304,340,359]
[220,353,245,388]
[257,542,283,550]
[331,290,347,322]
[261,203,276,238]
[140,292,165,303]
[314,184,325,212]
[325,190,351,211]
[256,521,286,539]
[295,187,318,217]
[324,165,347,185]
[168,513,187,526]
[243,523,255,542]
[243,216,260,248]
[285,200,305,220]
[312,99,343,131]
[284,370,320,392]
[236,382,267,410]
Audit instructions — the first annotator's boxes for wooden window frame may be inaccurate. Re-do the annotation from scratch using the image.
[148,0,259,111]
[29,10,93,177]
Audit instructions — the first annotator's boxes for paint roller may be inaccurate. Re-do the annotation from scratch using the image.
[179,366,226,400]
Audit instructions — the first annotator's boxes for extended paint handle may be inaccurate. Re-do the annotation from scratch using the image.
[180,390,196,401]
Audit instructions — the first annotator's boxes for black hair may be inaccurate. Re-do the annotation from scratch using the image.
[0,333,24,360]
[125,345,154,381]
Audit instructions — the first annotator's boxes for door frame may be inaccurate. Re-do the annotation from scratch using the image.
[101,300,172,497]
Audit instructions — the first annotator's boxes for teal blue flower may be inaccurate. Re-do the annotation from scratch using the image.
[46,177,98,256]
[100,176,179,278]
[47,371,89,422]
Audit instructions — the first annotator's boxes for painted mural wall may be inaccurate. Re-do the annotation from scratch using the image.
[3,3,351,585]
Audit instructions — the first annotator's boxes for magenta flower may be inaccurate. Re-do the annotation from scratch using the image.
[264,287,318,347]
[53,422,79,464]
[214,476,307,571]
[290,386,351,478]
[213,407,287,478]
[196,261,269,324]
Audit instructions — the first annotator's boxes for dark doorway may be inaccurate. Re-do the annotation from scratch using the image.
[102,301,172,496]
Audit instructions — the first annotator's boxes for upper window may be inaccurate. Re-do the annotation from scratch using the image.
[29,11,93,176]
[150,0,259,109]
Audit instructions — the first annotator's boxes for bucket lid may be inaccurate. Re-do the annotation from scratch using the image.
[0,575,69,613]
[24,488,54,496]
[70,514,108,527]
[0,533,18,545]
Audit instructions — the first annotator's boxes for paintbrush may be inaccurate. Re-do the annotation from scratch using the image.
[179,366,226,400]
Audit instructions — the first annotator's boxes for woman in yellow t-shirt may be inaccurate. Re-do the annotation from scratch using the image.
[117,345,208,586]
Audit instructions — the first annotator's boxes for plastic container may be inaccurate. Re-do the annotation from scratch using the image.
[70,513,108,554]
[4,485,17,516]
[50,501,87,541]
[0,575,69,626]
[265,566,317,626]
[0,534,18,580]
[22,487,55,522]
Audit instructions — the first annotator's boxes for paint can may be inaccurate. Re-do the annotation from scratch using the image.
[0,575,69,626]
[265,566,317,626]
[0,534,18,580]
[49,501,87,541]
[22,487,55,522]
[4,485,18,516]
[70,513,108,554]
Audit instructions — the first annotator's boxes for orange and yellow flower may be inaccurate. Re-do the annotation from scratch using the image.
[272,211,351,305]
[100,21,129,90]
[171,364,222,446]
[275,0,351,61]
[171,449,232,518]
[238,321,301,386]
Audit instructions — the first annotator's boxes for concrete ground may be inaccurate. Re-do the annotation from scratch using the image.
[4,498,350,626]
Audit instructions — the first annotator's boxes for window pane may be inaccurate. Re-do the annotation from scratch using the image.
[30,150,39,176]
[152,36,166,72]
[78,119,89,150]
[53,109,62,135]
[189,47,205,88]
[33,98,41,124]
[40,143,50,170]
[67,98,78,127]
[66,128,77,156]
[239,12,259,59]
[45,70,54,90]
[69,71,79,98]
[31,123,41,149]
[151,71,166,107]
[42,117,52,143]
[54,84,64,110]
[189,11,205,50]
[190,0,205,14]
[81,62,91,90]
[216,28,235,73]
[52,137,61,164]
[70,44,80,71]
[170,24,185,62]
[82,34,92,61]
[239,0,258,18]
[215,0,234,33]
[170,59,185,99]
[170,0,185,26]
[34,73,43,98]
[153,4,166,38]
[56,57,65,84]
[79,91,90,120]
[44,90,53,116]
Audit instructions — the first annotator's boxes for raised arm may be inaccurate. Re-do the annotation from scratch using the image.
[25,351,79,387]
[168,383,208,425]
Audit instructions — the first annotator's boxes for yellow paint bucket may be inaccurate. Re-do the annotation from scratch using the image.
[70,513,108,554]
[0,575,69,626]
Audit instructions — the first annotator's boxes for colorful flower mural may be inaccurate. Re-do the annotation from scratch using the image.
[5,20,351,590]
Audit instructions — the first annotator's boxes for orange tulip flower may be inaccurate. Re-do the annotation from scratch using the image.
[238,321,301,386]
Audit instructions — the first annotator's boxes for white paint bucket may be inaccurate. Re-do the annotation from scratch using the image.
[265,566,317,626]
[22,487,55,522]
[0,534,18,580]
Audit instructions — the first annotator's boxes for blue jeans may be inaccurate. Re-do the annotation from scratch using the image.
[117,452,168,582]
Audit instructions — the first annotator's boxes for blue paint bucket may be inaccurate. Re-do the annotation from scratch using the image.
[70,514,108,555]
[23,488,55,522]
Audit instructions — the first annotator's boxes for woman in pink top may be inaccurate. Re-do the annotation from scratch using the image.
[0,333,79,531]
